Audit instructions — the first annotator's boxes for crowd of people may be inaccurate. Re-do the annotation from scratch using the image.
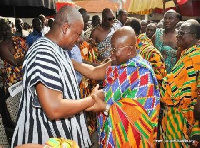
[0,4,200,148]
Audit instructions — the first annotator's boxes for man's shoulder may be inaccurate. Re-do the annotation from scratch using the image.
[92,25,104,33]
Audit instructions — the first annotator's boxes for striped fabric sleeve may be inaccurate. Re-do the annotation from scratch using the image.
[29,50,63,92]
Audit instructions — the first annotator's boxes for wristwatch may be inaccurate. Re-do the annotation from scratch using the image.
[103,104,111,116]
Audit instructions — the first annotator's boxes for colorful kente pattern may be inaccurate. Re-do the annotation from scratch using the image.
[98,55,160,148]
[45,138,79,148]
[137,34,167,82]
[160,45,200,148]
[79,41,98,135]
[4,36,28,91]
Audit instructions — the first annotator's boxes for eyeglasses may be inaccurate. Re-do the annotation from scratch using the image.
[107,17,115,22]
[111,45,134,54]
[177,30,194,36]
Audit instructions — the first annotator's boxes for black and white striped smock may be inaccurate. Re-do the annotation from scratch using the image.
[11,37,92,148]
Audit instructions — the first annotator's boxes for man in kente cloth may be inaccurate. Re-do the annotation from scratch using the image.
[72,26,160,148]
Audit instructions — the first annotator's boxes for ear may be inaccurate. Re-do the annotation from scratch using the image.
[62,23,69,34]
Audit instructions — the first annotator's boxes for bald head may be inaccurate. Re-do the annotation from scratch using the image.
[54,6,83,27]
[111,26,137,65]
[183,19,200,39]
[111,26,136,46]
[102,8,112,18]
[165,9,178,18]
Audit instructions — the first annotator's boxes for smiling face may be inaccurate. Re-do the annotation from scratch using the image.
[64,20,84,50]
[111,27,137,65]
[176,22,195,49]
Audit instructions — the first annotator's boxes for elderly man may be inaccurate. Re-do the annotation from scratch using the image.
[73,26,160,147]
[160,19,200,148]
[11,6,105,148]
[146,23,156,39]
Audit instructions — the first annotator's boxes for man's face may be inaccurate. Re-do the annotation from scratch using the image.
[119,11,127,25]
[65,21,84,50]
[164,12,178,29]
[146,24,156,38]
[103,11,115,27]
[176,23,195,49]
[141,21,147,33]
[111,37,134,65]
[92,17,100,27]
[34,19,42,33]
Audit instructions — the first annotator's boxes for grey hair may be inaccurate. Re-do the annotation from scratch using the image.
[54,6,83,26]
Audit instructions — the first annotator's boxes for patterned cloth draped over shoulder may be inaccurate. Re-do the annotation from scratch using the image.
[155,28,177,73]
[137,34,167,82]
[160,45,200,148]
[3,36,28,91]
[79,41,99,135]
[98,55,160,148]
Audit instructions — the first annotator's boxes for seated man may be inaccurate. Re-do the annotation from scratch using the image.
[72,26,160,147]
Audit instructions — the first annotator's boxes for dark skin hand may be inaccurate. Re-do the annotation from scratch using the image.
[36,82,105,120]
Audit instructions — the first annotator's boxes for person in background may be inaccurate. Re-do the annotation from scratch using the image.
[78,8,90,32]
[15,18,29,38]
[38,14,50,35]
[48,18,54,29]
[11,6,105,147]
[72,26,160,148]
[84,15,101,42]
[141,20,148,33]
[152,9,179,73]
[126,18,167,84]
[78,8,91,40]
[176,20,184,30]
[0,19,28,147]
[146,23,157,39]
[156,19,164,28]
[91,8,117,62]
[92,15,101,28]
[67,44,83,85]
[114,9,127,28]
[125,17,141,36]
[160,19,200,148]
[26,18,42,47]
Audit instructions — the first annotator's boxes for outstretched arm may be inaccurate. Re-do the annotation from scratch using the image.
[72,59,111,80]
[36,82,105,120]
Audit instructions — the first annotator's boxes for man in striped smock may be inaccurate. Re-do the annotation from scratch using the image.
[11,6,105,148]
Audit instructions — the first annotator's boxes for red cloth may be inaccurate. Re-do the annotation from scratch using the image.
[177,0,188,5]
[56,2,75,12]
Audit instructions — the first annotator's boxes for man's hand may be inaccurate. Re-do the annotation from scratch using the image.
[91,84,105,101]
[86,84,106,112]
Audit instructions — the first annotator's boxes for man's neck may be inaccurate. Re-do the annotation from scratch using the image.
[165,28,176,34]
[101,24,111,30]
